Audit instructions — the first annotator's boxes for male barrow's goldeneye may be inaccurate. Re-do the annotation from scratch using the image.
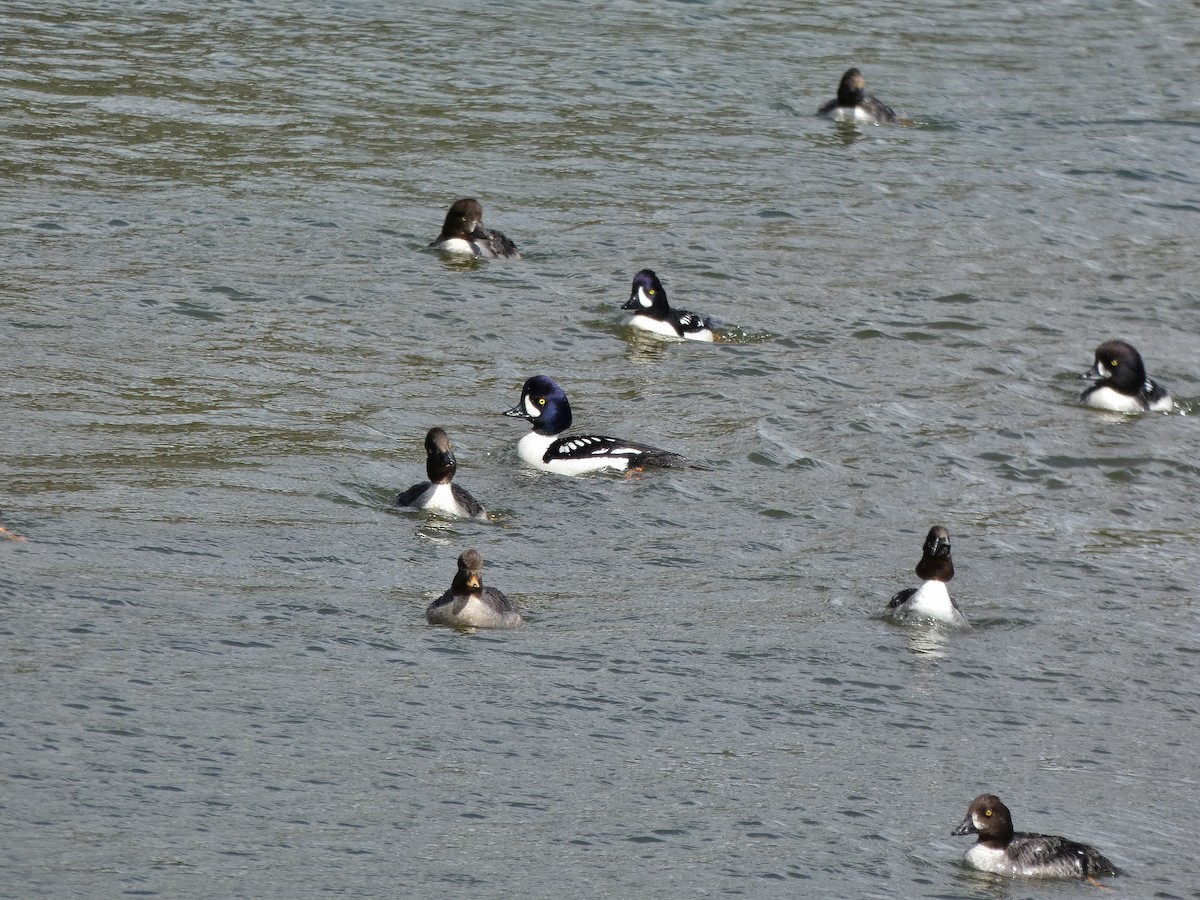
[816,68,898,125]
[1080,339,1172,413]
[428,198,520,259]
[621,269,716,342]
[952,794,1122,880]
[426,548,523,629]
[504,375,699,475]
[394,428,489,521]
[884,525,969,627]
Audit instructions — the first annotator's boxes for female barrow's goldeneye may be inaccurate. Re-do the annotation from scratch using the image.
[1080,339,1172,413]
[503,375,700,475]
[816,68,899,125]
[426,549,523,629]
[428,198,520,259]
[884,525,969,627]
[621,269,716,342]
[952,793,1122,880]
[394,428,489,521]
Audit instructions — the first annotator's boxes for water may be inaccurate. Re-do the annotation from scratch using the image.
[2,1,1199,897]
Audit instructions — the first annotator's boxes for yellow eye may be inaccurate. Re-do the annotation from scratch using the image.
[984,809,992,817]
[649,289,656,296]
[1110,359,1119,367]
[537,398,546,406]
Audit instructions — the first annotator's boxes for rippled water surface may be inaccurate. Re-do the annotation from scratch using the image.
[3,2,1199,897]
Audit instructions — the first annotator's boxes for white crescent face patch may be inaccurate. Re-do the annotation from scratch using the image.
[523,394,542,418]
[638,286,654,308]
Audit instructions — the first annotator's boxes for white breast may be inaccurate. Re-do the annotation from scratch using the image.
[1083,385,1146,413]
[964,843,1017,875]
[418,482,463,517]
[830,105,879,124]
[453,594,510,628]
[432,237,477,256]
[628,313,683,340]
[897,580,968,627]
[516,432,556,470]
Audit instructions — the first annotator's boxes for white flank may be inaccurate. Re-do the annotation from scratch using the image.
[1147,390,1173,412]
[517,432,628,476]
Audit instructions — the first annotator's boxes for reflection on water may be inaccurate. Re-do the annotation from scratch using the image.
[897,621,954,658]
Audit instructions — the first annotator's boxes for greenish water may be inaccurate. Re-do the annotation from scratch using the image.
[2,2,1198,897]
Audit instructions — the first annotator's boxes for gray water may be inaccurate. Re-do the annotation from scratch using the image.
[3,1,1199,897]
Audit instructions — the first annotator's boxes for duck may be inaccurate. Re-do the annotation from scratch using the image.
[621,269,716,342]
[428,198,520,259]
[1080,339,1172,413]
[952,793,1122,880]
[816,68,899,125]
[425,549,523,629]
[503,375,698,475]
[394,428,488,521]
[884,526,969,627]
